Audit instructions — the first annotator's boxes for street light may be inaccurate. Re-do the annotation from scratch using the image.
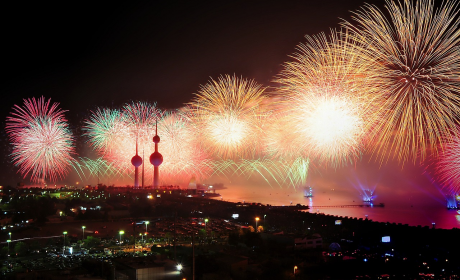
[294,265,298,275]
[82,226,86,240]
[140,233,147,247]
[255,217,260,232]
[7,240,11,258]
[145,221,149,232]
[119,230,124,244]
[264,214,267,226]
[63,231,68,254]
[204,218,209,234]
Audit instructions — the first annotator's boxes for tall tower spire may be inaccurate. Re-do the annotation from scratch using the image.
[131,136,142,187]
[150,120,163,189]
[142,149,145,188]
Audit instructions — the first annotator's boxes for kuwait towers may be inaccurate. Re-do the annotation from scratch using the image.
[150,122,163,188]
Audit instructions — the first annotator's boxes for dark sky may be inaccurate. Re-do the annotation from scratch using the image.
[1,0,389,185]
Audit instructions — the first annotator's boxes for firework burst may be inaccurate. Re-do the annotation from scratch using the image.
[158,110,212,183]
[276,31,376,167]
[6,97,75,183]
[190,75,269,159]
[123,101,161,143]
[344,0,460,163]
[83,107,125,155]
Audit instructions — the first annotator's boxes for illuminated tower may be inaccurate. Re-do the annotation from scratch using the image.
[141,150,145,188]
[131,139,142,187]
[150,122,163,189]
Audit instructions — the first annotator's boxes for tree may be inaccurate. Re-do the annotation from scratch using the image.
[83,236,101,248]
[0,246,9,258]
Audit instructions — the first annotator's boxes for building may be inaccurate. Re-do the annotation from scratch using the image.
[294,234,323,249]
[113,257,179,280]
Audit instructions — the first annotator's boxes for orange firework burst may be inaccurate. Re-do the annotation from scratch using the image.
[344,0,460,163]
[275,31,377,167]
[190,75,268,159]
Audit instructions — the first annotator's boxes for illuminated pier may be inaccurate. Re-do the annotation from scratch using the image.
[310,203,385,209]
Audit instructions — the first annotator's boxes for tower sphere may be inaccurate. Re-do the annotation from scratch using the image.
[131,154,142,167]
[150,151,163,166]
[153,135,160,143]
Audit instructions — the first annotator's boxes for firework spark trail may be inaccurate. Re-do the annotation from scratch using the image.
[190,75,269,159]
[435,130,460,194]
[279,157,310,188]
[275,31,376,167]
[343,0,460,163]
[72,157,124,181]
[123,101,162,145]
[6,97,75,183]
[210,157,310,188]
[263,109,304,160]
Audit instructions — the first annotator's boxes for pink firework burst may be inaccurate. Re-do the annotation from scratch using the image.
[5,97,75,183]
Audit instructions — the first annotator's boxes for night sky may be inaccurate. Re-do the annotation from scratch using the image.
[1,0,418,188]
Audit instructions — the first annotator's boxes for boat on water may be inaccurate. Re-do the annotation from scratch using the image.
[304,186,313,197]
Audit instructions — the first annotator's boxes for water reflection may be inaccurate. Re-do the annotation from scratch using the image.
[213,182,460,229]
